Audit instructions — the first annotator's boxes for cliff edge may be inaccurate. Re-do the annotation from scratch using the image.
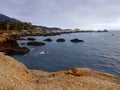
[0,52,120,90]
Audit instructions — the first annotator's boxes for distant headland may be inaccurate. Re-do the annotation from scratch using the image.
[0,14,108,36]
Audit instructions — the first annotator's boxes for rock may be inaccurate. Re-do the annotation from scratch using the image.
[27,38,36,41]
[56,38,65,42]
[5,47,30,55]
[27,41,45,46]
[31,68,120,90]
[0,53,35,90]
[44,38,52,42]
[71,38,84,42]
[0,33,30,55]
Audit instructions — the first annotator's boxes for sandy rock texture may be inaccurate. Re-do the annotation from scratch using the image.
[31,68,120,90]
[0,53,35,90]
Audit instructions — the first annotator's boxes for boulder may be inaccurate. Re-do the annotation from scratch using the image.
[56,38,65,42]
[71,38,84,42]
[27,38,36,41]
[44,38,52,42]
[27,41,45,46]
[0,53,35,90]
[5,47,30,55]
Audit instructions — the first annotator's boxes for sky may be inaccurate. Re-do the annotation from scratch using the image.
[0,0,120,30]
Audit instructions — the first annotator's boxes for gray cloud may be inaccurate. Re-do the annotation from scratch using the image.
[0,0,120,30]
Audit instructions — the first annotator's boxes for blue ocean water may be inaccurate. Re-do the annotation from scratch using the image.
[12,31,120,77]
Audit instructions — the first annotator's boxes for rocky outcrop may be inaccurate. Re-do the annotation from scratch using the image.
[71,38,84,42]
[44,38,52,42]
[31,68,120,90]
[27,41,46,46]
[0,53,120,90]
[0,33,30,55]
[56,38,65,42]
[0,53,35,90]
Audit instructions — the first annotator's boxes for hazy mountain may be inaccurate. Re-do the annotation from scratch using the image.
[0,14,62,30]
[0,14,19,21]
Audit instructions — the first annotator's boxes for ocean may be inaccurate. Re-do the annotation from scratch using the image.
[12,31,120,77]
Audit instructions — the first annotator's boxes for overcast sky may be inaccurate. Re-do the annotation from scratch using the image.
[0,0,120,30]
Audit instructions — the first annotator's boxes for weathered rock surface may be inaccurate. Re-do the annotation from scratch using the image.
[71,38,84,42]
[31,68,120,90]
[56,38,65,42]
[0,53,35,90]
[27,41,46,46]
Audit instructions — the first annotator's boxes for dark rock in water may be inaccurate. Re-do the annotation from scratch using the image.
[27,38,36,41]
[0,39,30,55]
[56,38,65,42]
[112,34,114,36]
[44,38,52,42]
[27,41,45,46]
[5,47,30,55]
[71,38,84,42]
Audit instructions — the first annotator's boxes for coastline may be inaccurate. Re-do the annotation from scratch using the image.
[0,30,108,54]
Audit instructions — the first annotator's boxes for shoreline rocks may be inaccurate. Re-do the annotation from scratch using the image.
[0,33,30,55]
[27,41,46,46]
[56,38,65,42]
[71,38,84,42]
[44,38,52,42]
[5,47,30,55]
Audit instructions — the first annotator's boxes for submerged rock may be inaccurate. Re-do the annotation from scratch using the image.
[27,41,45,46]
[71,38,84,42]
[44,38,52,42]
[56,38,65,42]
